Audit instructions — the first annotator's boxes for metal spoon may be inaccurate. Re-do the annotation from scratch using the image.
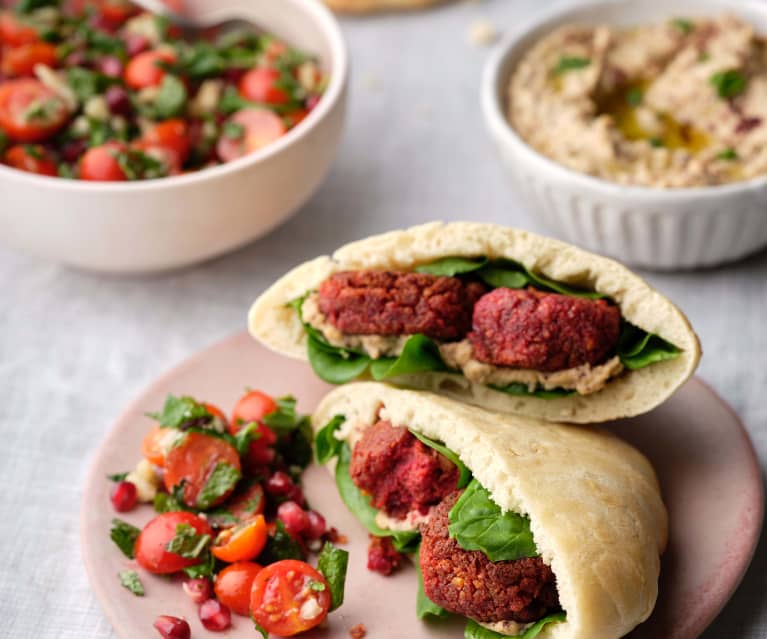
[128,0,255,37]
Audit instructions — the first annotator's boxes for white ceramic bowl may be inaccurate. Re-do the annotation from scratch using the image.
[0,0,348,274]
[482,0,767,270]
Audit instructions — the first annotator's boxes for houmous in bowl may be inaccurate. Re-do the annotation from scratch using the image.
[482,0,767,269]
[509,14,767,188]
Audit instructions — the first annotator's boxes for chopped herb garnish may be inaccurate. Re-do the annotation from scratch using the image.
[195,462,241,510]
[717,148,738,161]
[166,523,211,558]
[223,121,246,140]
[110,518,140,559]
[671,18,694,35]
[118,570,145,596]
[113,148,168,181]
[147,395,213,429]
[23,144,43,159]
[107,472,129,482]
[710,70,748,99]
[626,87,643,107]
[553,56,591,75]
[649,137,665,148]
[153,74,188,119]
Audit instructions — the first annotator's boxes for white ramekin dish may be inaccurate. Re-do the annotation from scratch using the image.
[0,0,348,274]
[482,0,767,270]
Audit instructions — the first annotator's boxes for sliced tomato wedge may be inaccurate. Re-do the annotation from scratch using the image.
[214,561,262,616]
[207,481,265,529]
[0,78,71,142]
[135,511,213,575]
[216,108,286,163]
[1,41,58,77]
[250,560,331,636]
[212,514,267,563]
[4,144,57,175]
[163,432,241,509]
[0,12,39,46]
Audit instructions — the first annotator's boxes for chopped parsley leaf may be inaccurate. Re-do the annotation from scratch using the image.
[626,87,643,107]
[110,518,140,559]
[710,70,747,99]
[118,570,145,596]
[716,148,738,160]
[671,18,694,35]
[553,56,591,75]
[165,523,211,558]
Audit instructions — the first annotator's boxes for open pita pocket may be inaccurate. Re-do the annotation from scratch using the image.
[313,382,668,639]
[249,222,701,423]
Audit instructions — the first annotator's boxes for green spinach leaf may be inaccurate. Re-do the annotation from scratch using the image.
[415,257,487,276]
[409,430,471,489]
[369,334,447,380]
[315,415,345,464]
[617,324,680,370]
[448,480,537,562]
[489,383,575,400]
[317,542,349,611]
[464,612,566,639]
[110,518,140,559]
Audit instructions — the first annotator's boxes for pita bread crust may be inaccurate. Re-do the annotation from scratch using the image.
[324,0,444,12]
[248,222,701,423]
[312,382,668,639]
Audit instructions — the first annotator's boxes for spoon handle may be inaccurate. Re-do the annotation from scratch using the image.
[130,0,198,29]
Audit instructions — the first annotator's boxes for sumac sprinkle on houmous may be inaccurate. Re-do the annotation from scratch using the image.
[508,15,767,187]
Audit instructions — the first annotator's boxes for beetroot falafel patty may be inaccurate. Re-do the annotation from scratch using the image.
[318,271,486,341]
[420,491,560,624]
[469,288,621,372]
[350,420,459,519]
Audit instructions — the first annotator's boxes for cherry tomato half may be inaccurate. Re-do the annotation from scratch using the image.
[163,432,241,509]
[250,560,331,636]
[216,108,286,163]
[228,390,278,468]
[135,511,213,575]
[79,142,127,181]
[214,562,262,616]
[207,481,265,529]
[98,0,139,27]
[1,41,58,77]
[212,515,267,563]
[141,425,178,467]
[124,49,176,90]
[139,118,190,165]
[0,12,39,46]
[0,78,71,142]
[238,67,290,105]
[4,144,56,175]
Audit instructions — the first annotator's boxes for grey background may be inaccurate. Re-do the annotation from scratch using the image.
[0,1,765,637]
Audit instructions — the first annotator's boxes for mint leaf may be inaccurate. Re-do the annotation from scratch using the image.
[183,550,216,579]
[315,415,345,464]
[196,462,241,510]
[408,430,471,489]
[147,395,212,429]
[154,74,188,119]
[448,480,537,562]
[415,545,448,620]
[118,570,145,596]
[153,491,188,514]
[166,523,211,558]
[262,396,302,433]
[258,520,305,563]
[110,519,140,559]
[233,421,261,456]
[317,542,349,611]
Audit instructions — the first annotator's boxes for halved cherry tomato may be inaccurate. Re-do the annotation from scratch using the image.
[228,390,278,468]
[214,562,262,616]
[216,108,286,163]
[212,514,267,563]
[141,425,178,467]
[283,109,309,129]
[98,0,138,27]
[1,41,57,77]
[250,560,331,636]
[163,432,241,509]
[0,12,39,46]
[135,511,213,575]
[130,142,182,177]
[139,118,190,165]
[0,79,71,142]
[207,481,265,529]
[124,49,176,90]
[79,142,127,181]
[238,67,289,105]
[4,144,56,175]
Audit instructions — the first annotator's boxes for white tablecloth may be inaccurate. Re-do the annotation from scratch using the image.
[1,1,765,637]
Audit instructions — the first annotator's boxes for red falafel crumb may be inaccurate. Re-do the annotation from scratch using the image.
[350,420,459,519]
[367,535,404,576]
[469,288,621,372]
[420,491,561,623]
[318,270,486,341]
[349,623,367,639]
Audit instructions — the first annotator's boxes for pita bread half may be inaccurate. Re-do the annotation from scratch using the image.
[312,382,668,639]
[323,0,446,12]
[249,221,701,423]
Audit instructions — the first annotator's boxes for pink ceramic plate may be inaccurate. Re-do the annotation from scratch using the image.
[81,333,764,639]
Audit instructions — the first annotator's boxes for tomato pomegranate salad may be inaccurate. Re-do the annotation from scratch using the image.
[0,1,327,180]
[107,390,348,638]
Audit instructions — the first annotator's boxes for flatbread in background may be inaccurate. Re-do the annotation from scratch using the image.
[324,0,447,13]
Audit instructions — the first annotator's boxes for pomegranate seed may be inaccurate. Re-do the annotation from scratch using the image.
[98,55,123,78]
[125,33,150,57]
[287,485,305,506]
[153,615,190,639]
[64,51,88,68]
[105,85,132,117]
[265,471,293,497]
[60,139,88,163]
[305,510,327,540]
[199,599,231,632]
[306,95,321,111]
[277,501,309,536]
[110,481,137,512]
[249,445,275,465]
[182,577,211,603]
